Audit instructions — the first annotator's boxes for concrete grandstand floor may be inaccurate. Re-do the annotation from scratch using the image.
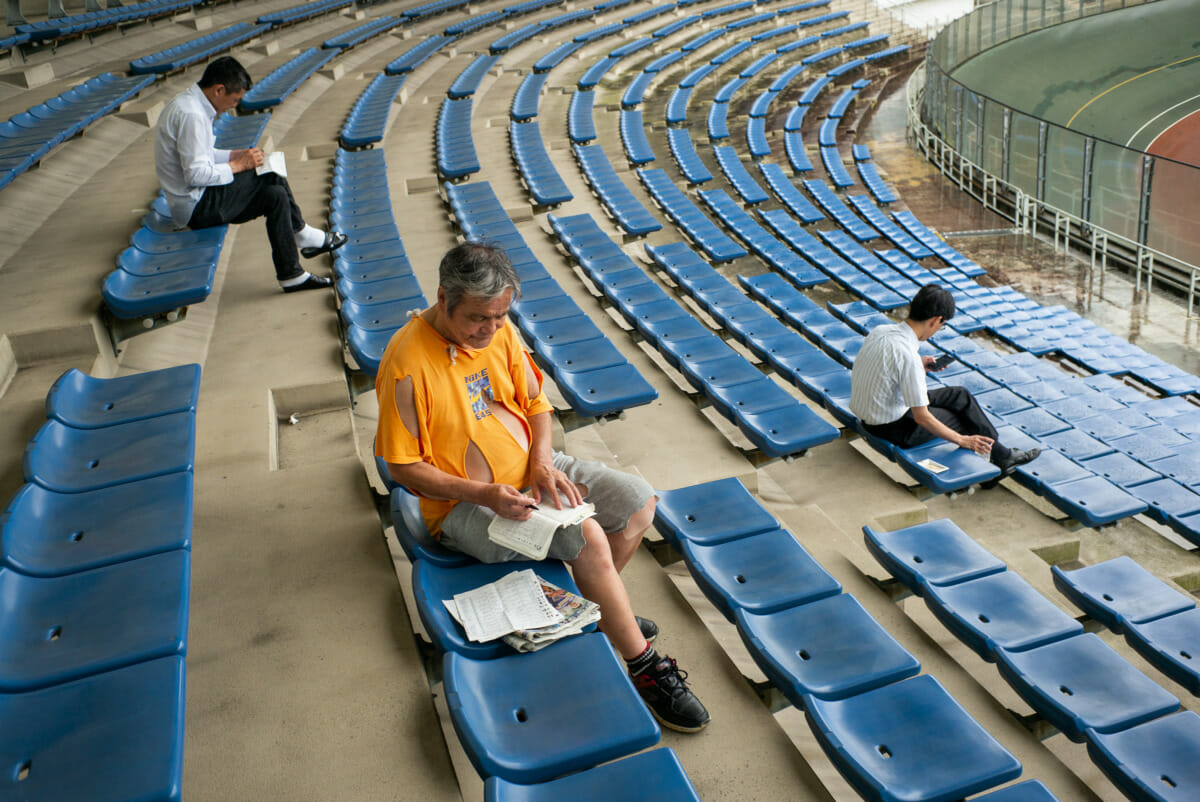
[1,0,1198,800]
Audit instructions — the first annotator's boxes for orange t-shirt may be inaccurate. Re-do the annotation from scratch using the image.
[374,314,552,535]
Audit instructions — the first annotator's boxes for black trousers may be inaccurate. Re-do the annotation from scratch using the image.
[189,171,306,281]
[862,385,1012,462]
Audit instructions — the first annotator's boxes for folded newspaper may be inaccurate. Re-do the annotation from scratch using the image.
[486,501,596,560]
[443,569,601,653]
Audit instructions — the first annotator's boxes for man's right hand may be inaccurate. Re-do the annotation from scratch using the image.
[230,148,265,173]
[959,434,994,457]
[482,483,538,521]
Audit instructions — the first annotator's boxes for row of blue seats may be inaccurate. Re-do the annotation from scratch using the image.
[567,88,596,143]
[656,479,1047,801]
[510,120,572,206]
[330,148,427,375]
[1054,555,1200,697]
[386,489,701,799]
[866,518,1198,800]
[258,0,352,26]
[619,108,655,165]
[385,33,453,75]
[573,143,662,236]
[488,8,596,54]
[445,182,657,418]
[667,127,712,184]
[699,188,826,285]
[240,47,336,111]
[845,194,927,256]
[322,15,401,49]
[436,96,478,179]
[638,167,747,263]
[511,71,547,121]
[101,112,268,321]
[1,364,200,801]
[550,214,837,457]
[850,143,899,204]
[448,54,500,98]
[17,0,200,41]
[340,73,407,148]
[1,72,153,192]
[130,21,269,75]
[713,144,768,204]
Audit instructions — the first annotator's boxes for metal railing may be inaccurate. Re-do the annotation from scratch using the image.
[913,0,1200,316]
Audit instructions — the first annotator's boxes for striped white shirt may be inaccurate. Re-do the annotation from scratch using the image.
[849,322,928,426]
[154,83,234,227]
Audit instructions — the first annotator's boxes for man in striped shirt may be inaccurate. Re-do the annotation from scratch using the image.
[850,283,1039,479]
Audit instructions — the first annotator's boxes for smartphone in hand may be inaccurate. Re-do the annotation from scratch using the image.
[929,354,954,371]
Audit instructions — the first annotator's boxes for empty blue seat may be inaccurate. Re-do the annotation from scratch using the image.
[862,518,1005,593]
[923,571,1084,659]
[1126,609,1200,696]
[553,364,658,418]
[1051,556,1194,632]
[654,477,778,546]
[1086,710,1200,802]
[804,673,1022,802]
[677,527,840,620]
[1041,475,1147,528]
[45,365,200,429]
[483,747,699,801]
[412,559,589,658]
[994,633,1179,742]
[0,549,189,690]
[444,632,659,783]
[24,414,195,494]
[102,261,216,320]
[0,656,185,801]
[737,593,919,702]
[1,474,192,577]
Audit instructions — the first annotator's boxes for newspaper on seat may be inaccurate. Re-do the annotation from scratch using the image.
[443,569,601,652]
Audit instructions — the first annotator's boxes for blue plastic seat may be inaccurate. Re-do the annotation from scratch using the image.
[654,478,778,546]
[0,656,185,801]
[1086,710,1200,802]
[804,673,1022,802]
[1,474,191,577]
[553,364,657,418]
[390,488,472,568]
[738,593,919,702]
[1051,556,1194,632]
[483,747,699,801]
[102,263,215,320]
[994,633,1179,741]
[412,559,590,658]
[443,632,659,783]
[0,550,188,690]
[24,414,195,494]
[1126,608,1200,696]
[1042,475,1148,527]
[893,440,1002,494]
[862,518,1005,593]
[923,571,1083,659]
[677,527,840,621]
[45,365,200,429]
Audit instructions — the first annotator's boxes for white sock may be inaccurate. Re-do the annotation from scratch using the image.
[279,272,313,288]
[295,225,326,249]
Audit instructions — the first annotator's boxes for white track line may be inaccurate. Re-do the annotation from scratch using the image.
[1128,93,1200,149]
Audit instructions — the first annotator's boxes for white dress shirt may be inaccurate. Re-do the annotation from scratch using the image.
[154,83,234,227]
[849,322,929,426]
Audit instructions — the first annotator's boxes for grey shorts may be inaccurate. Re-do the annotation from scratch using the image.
[439,452,654,564]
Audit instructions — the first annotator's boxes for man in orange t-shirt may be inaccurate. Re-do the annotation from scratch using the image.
[375,242,708,733]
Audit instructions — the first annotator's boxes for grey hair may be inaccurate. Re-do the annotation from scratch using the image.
[438,241,522,312]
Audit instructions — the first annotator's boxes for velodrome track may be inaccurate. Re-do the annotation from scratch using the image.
[1,0,1198,799]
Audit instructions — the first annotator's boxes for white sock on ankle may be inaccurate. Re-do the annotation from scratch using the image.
[279,272,313,288]
[295,225,326,249]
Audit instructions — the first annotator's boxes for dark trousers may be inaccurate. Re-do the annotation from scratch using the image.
[862,385,1012,463]
[189,171,306,281]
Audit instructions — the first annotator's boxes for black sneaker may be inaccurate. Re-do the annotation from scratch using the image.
[631,655,710,733]
[636,616,658,645]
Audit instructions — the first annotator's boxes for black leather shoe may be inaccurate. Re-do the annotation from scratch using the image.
[300,231,347,259]
[282,274,333,293]
[982,447,1042,488]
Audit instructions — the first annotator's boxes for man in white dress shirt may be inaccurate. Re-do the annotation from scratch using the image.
[850,283,1039,479]
[154,56,345,293]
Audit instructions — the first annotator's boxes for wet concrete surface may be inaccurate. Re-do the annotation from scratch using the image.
[859,70,1200,381]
